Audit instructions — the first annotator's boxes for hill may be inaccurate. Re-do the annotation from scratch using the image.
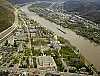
[63,0,100,24]
[7,0,56,4]
[7,0,100,24]
[0,0,15,33]
[7,0,40,4]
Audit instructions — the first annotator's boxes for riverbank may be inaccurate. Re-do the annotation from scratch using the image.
[28,5,100,45]
[20,3,100,71]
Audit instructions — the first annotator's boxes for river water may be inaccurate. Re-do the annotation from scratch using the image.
[20,4,100,70]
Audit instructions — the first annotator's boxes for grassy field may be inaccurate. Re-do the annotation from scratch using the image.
[0,0,15,33]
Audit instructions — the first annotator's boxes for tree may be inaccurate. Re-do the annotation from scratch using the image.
[5,40,8,46]
[14,40,17,47]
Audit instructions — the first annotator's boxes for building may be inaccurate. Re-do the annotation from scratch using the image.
[36,55,57,71]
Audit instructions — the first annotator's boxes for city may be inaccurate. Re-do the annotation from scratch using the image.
[0,0,100,76]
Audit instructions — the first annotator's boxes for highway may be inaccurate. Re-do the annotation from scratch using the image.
[0,8,18,43]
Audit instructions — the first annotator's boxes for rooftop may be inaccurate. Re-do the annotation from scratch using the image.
[36,55,57,70]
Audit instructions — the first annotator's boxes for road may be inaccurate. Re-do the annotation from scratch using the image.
[0,8,18,43]
[18,13,32,49]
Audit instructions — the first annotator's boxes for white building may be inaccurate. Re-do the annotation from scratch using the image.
[36,55,57,71]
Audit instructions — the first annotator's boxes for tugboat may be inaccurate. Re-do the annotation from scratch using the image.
[57,27,66,34]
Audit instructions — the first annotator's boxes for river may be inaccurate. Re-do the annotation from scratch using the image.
[20,4,100,71]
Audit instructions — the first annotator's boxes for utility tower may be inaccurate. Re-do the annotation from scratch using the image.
[55,0,65,26]
[56,0,64,14]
